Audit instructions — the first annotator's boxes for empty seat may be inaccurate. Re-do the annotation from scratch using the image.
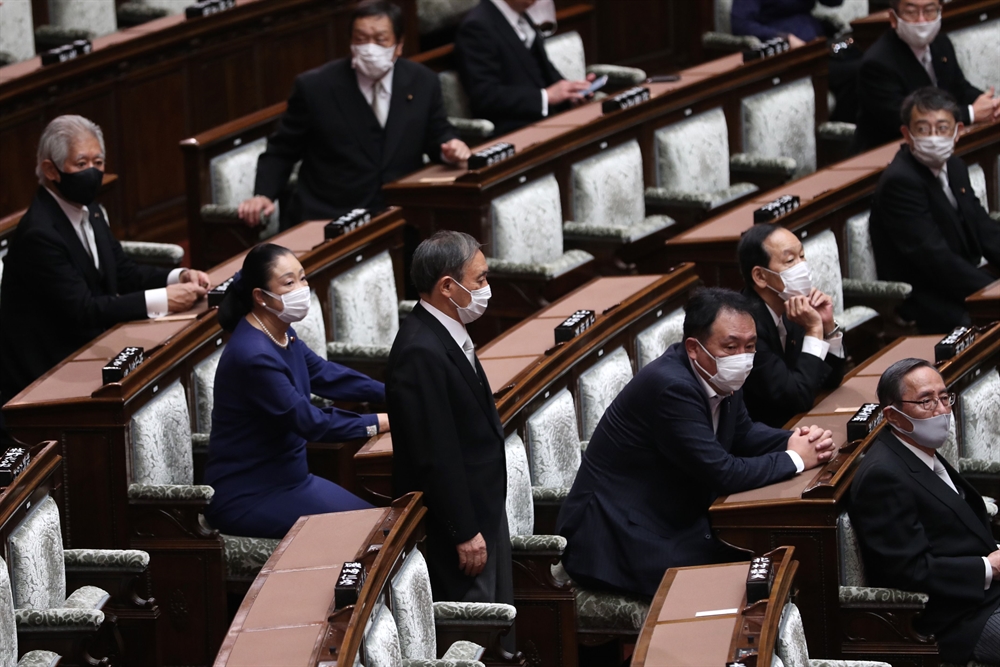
[956,369,1000,475]
[363,599,485,667]
[802,229,879,332]
[949,18,1000,94]
[542,30,646,88]
[701,0,761,52]
[0,0,35,64]
[0,555,62,667]
[739,78,817,179]
[438,70,496,140]
[843,211,913,301]
[525,389,584,497]
[327,251,408,362]
[776,601,891,667]
[577,347,632,440]
[200,137,280,239]
[636,308,685,369]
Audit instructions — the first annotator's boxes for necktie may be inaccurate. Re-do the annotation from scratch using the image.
[79,217,99,269]
[461,337,477,370]
[921,50,938,86]
[517,15,535,49]
[938,170,958,209]
[371,79,388,128]
[777,315,788,352]
[932,457,959,494]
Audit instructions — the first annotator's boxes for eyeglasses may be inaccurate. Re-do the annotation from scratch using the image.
[896,5,941,21]
[898,392,956,411]
[911,123,955,138]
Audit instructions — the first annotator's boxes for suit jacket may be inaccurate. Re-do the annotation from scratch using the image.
[742,289,846,428]
[386,304,507,601]
[454,0,565,135]
[556,343,795,598]
[0,187,170,404]
[254,58,457,225]
[731,0,843,42]
[870,146,1000,327]
[855,30,982,151]
[849,430,1000,661]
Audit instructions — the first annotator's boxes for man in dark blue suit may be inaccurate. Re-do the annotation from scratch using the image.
[556,288,836,597]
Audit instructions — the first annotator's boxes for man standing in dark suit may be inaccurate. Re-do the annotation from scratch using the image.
[854,0,999,151]
[0,115,209,410]
[737,224,846,428]
[556,288,836,597]
[870,87,1000,333]
[239,0,471,228]
[454,0,593,135]
[386,231,515,652]
[850,358,1000,663]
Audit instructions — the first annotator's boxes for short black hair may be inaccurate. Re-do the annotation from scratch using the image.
[350,0,404,42]
[411,230,482,295]
[901,86,961,126]
[682,287,754,342]
[737,223,783,289]
[877,358,938,407]
[218,243,295,332]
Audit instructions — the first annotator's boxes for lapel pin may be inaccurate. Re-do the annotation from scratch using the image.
[960,187,966,194]
[942,56,948,63]
[407,94,413,101]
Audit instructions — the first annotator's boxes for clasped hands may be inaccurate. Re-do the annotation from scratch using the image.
[788,424,837,470]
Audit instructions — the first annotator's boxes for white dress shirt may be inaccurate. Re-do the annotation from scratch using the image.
[46,187,183,318]
[419,299,477,369]
[488,0,549,117]
[907,44,976,123]
[765,303,844,360]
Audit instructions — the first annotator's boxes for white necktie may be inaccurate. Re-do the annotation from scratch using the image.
[938,170,958,209]
[371,79,388,128]
[461,338,477,370]
[921,50,938,86]
[776,316,788,352]
[518,15,535,49]
[933,457,959,494]
[79,217,99,270]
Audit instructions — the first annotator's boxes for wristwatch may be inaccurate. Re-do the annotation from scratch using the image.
[824,322,842,339]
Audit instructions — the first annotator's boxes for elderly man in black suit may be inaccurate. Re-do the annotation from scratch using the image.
[850,358,1000,663]
[239,0,471,228]
[854,0,999,151]
[0,115,210,412]
[556,288,836,597]
[454,0,593,135]
[738,224,846,428]
[870,87,1000,334]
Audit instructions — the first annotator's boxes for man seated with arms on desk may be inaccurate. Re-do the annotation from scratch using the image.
[850,358,1000,663]
[238,0,471,230]
[870,87,1000,334]
[854,0,999,151]
[454,0,595,136]
[556,288,837,598]
[204,243,388,539]
[0,115,209,412]
[737,224,846,428]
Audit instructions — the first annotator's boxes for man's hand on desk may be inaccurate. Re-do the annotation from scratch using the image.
[787,425,836,470]
[179,269,211,289]
[971,87,1000,124]
[546,77,593,107]
[988,550,1000,579]
[441,139,471,167]
[166,282,208,312]
[238,195,276,228]
[457,532,488,577]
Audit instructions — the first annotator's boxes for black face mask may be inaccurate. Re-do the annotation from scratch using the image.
[53,167,103,206]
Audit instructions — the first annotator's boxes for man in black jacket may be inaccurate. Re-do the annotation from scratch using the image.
[738,224,846,428]
[850,358,1000,663]
[239,0,470,228]
[870,87,1000,333]
[454,0,592,135]
[854,0,998,151]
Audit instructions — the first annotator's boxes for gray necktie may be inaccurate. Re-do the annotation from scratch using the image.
[79,217,99,269]
[461,338,477,369]
[371,79,388,128]
[938,170,958,209]
[933,456,959,494]
[921,50,938,86]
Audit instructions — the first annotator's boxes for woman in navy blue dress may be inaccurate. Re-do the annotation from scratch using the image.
[204,243,388,538]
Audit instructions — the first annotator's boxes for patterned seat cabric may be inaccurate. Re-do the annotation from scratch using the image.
[636,308,685,369]
[811,0,869,37]
[957,369,1000,476]
[542,31,646,88]
[844,211,913,302]
[577,348,633,440]
[837,512,929,607]
[701,0,760,51]
[364,599,486,667]
[438,71,495,140]
[740,78,817,179]
[0,555,62,667]
[968,163,990,212]
[949,19,1000,94]
[201,136,280,239]
[416,0,477,36]
[776,602,891,667]
[0,0,35,63]
[802,229,880,332]
[525,390,583,498]
[328,251,401,361]
[46,0,116,38]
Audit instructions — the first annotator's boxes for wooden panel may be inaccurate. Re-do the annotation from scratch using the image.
[261,22,334,107]
[190,46,262,134]
[0,115,45,216]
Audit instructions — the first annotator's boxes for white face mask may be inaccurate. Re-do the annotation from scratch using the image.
[693,340,755,395]
[764,261,813,301]
[449,282,491,325]
[351,43,397,80]
[262,286,311,323]
[910,129,956,171]
[889,407,952,450]
[893,12,941,49]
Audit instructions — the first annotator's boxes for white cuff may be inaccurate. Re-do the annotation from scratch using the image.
[145,288,169,319]
[801,335,831,360]
[786,450,805,474]
[541,88,549,117]
[985,557,993,590]
[167,268,185,285]
[969,104,977,124]
[826,332,845,358]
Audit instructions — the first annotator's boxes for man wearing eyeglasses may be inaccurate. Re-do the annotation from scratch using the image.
[850,358,1000,663]
[854,0,1000,151]
[869,87,1000,334]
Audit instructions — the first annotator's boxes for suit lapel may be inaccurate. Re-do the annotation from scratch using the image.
[890,31,934,88]
[783,316,803,364]
[907,151,978,258]
[483,0,547,88]
[382,61,413,170]
[40,188,102,286]
[329,62,381,167]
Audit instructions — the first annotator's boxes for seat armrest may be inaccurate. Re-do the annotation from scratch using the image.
[433,602,516,625]
[433,603,519,666]
[327,342,392,361]
[402,661,485,667]
[117,2,169,27]
[811,6,852,38]
[531,487,569,503]
[398,300,418,317]
[448,117,495,140]
[818,121,857,142]
[586,64,647,87]
[16,608,105,632]
[15,650,62,667]
[730,153,797,178]
[128,483,214,503]
[838,586,928,608]
[511,534,567,552]
[486,250,594,279]
[645,183,759,212]
[119,241,185,268]
[200,204,280,239]
[64,550,149,574]
[701,32,760,52]
[842,278,913,301]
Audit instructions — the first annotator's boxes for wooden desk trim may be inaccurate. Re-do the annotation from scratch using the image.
[0,442,61,543]
[966,280,1000,327]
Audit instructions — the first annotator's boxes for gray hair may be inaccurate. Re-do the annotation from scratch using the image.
[36,115,105,184]
[411,230,482,295]
[877,358,938,407]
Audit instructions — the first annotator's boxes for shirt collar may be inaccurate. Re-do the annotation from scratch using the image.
[908,43,930,63]
[893,432,937,471]
[489,0,529,37]
[765,302,783,331]
[687,354,722,403]
[355,65,394,96]
[420,298,472,351]
[45,186,88,228]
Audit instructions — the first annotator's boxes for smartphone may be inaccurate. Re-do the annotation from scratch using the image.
[582,74,609,96]
[646,74,681,83]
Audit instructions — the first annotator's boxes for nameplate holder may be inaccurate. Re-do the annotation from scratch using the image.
[728,655,759,667]
[102,347,144,384]
[207,276,235,308]
[334,561,365,609]
[40,40,92,66]
[185,0,234,18]
[846,403,882,442]
[468,142,515,170]
[742,37,790,63]
[601,86,651,114]
[324,209,372,239]
[554,310,596,344]
[935,326,976,362]
[745,556,773,604]
[0,447,30,488]
[753,195,800,223]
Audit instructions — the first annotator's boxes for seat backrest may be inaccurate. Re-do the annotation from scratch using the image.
[0,0,35,63]
[845,210,876,282]
[774,603,811,667]
[417,0,477,35]
[209,137,269,207]
[0,556,18,667]
[136,0,190,13]
[714,0,733,33]
[364,603,403,667]
[8,496,66,610]
[578,347,633,440]
[636,308,685,369]
[504,433,535,538]
[741,78,817,177]
[328,251,399,347]
[571,140,646,228]
[938,415,960,469]
[526,389,582,489]
[958,369,1000,463]
[192,344,225,434]
[130,379,194,486]
[390,550,437,660]
[48,0,117,37]
[294,291,329,360]
[654,108,731,194]
[439,70,473,119]
[814,0,868,25]
[837,512,867,587]
[969,163,990,212]
[491,174,565,264]
[543,30,587,82]
[949,18,1000,93]
[802,229,844,316]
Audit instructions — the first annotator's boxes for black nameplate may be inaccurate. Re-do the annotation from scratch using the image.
[742,37,790,63]
[102,347,144,385]
[847,403,882,442]
[40,40,92,66]
[554,310,596,344]
[468,142,515,170]
[935,326,976,363]
[601,86,651,114]
[324,209,372,239]
[334,561,365,609]
[746,556,773,604]
[0,447,30,487]
[207,276,236,308]
[185,0,235,19]
[753,195,800,223]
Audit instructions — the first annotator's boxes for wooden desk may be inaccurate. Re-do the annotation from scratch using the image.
[850,0,1000,52]
[967,279,1000,325]
[632,546,797,667]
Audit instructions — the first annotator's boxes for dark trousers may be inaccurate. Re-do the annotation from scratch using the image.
[974,604,1000,662]
[462,519,516,654]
